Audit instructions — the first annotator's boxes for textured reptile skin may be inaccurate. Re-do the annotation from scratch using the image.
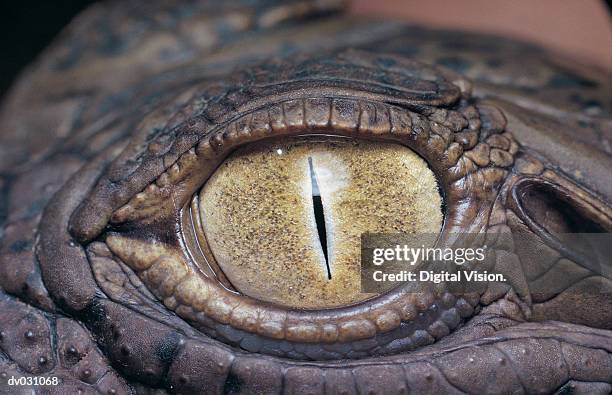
[0,1,610,394]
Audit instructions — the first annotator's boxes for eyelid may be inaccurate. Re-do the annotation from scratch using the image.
[69,51,472,243]
[109,96,465,227]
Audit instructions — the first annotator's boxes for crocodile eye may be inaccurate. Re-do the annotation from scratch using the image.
[78,53,502,357]
[191,136,442,309]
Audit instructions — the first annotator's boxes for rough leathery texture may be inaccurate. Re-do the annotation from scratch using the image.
[0,291,131,394]
[51,307,610,395]
[0,155,84,312]
[0,0,610,393]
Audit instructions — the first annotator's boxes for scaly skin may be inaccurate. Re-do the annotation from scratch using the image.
[0,1,610,394]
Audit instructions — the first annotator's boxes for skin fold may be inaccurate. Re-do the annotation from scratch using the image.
[0,1,610,394]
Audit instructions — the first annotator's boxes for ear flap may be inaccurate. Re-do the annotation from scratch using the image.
[508,176,612,328]
[513,178,609,233]
[510,177,611,277]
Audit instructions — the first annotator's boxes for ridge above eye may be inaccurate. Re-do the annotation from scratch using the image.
[195,136,443,309]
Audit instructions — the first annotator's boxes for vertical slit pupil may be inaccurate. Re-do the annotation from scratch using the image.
[308,157,331,280]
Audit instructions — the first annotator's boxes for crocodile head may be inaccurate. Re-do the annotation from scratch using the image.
[0,1,610,394]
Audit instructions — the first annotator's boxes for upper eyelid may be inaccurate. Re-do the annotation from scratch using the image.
[71,95,512,261]
[106,96,465,227]
[69,52,472,242]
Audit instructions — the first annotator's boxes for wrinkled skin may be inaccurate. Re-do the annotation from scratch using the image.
[0,1,611,394]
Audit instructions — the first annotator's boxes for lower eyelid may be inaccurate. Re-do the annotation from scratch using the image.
[104,222,474,351]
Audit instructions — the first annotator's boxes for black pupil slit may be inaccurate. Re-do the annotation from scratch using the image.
[308,156,331,280]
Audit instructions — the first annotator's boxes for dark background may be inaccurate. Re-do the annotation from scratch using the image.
[1,0,610,100]
[0,0,96,97]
